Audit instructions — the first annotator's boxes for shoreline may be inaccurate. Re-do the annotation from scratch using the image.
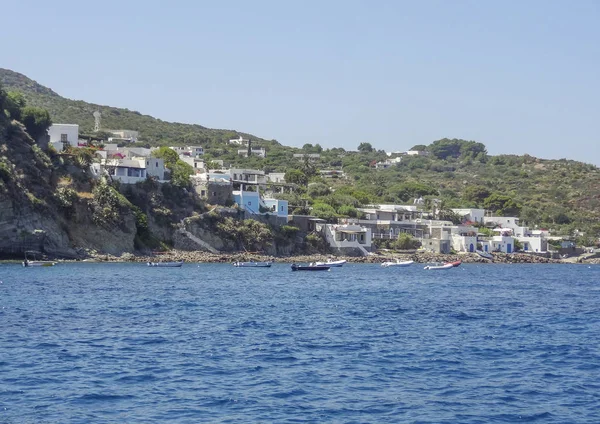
[3,250,591,264]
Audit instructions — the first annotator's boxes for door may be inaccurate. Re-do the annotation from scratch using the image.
[507,243,512,253]
[469,243,474,252]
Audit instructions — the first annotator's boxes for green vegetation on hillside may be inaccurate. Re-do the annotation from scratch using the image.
[3,68,600,245]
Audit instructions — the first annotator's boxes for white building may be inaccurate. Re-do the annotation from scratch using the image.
[318,223,372,256]
[171,145,204,158]
[180,157,205,173]
[228,136,249,145]
[517,236,547,253]
[107,130,139,143]
[484,216,530,237]
[405,150,429,156]
[48,124,79,151]
[237,148,266,158]
[375,157,402,169]
[266,172,286,183]
[94,157,165,184]
[359,204,420,222]
[452,208,485,224]
[230,168,267,186]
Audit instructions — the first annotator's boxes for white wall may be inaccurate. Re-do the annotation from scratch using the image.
[452,208,485,223]
[517,236,547,253]
[48,124,79,145]
[451,235,478,252]
[145,158,165,180]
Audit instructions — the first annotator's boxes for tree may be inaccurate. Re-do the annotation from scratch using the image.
[170,161,195,188]
[284,169,308,186]
[463,185,492,205]
[311,202,337,222]
[358,142,374,153]
[151,146,179,168]
[5,91,26,121]
[391,181,438,202]
[392,233,420,250]
[307,182,331,197]
[429,138,462,159]
[483,193,521,216]
[74,147,97,169]
[410,144,427,151]
[21,106,52,141]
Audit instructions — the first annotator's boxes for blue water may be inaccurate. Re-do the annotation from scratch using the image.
[1,263,599,423]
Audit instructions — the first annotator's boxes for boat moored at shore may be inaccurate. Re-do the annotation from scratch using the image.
[233,261,272,267]
[424,263,453,270]
[314,259,346,267]
[381,259,414,267]
[147,261,184,267]
[291,263,330,271]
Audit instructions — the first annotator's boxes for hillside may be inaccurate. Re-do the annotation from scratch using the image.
[0,68,269,147]
[2,68,600,245]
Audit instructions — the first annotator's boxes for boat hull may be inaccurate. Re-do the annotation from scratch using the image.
[314,260,346,267]
[23,261,56,267]
[147,261,184,267]
[233,262,272,267]
[475,250,493,260]
[291,264,330,271]
[424,264,453,270]
[381,260,413,267]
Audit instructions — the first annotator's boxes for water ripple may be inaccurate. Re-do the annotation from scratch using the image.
[0,263,599,423]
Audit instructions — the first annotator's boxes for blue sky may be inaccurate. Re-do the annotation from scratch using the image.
[2,0,599,164]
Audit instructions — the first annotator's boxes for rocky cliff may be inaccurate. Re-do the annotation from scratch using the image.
[0,119,139,258]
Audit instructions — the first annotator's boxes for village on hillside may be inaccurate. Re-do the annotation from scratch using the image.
[45,120,587,260]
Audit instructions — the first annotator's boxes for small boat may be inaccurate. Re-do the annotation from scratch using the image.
[22,251,56,267]
[291,263,330,271]
[446,260,462,267]
[424,263,453,270]
[147,261,184,267]
[23,260,56,267]
[233,261,272,267]
[475,250,493,260]
[381,259,414,267]
[314,259,347,267]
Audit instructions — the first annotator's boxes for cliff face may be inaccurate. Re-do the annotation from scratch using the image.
[0,120,138,258]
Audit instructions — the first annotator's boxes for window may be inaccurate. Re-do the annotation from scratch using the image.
[156,162,159,167]
[60,134,68,142]
[200,190,206,197]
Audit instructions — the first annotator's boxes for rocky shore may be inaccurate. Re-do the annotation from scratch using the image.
[79,250,567,265]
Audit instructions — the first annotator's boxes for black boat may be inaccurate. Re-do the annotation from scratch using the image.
[291,263,330,271]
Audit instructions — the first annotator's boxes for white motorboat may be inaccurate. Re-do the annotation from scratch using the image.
[475,250,493,260]
[381,259,414,267]
[233,261,272,267]
[147,261,184,267]
[23,260,56,267]
[314,259,347,267]
[423,263,453,270]
[22,251,56,267]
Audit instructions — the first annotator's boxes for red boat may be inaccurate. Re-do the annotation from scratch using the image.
[446,260,462,267]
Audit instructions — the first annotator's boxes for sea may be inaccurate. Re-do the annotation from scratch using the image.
[1,262,599,423]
